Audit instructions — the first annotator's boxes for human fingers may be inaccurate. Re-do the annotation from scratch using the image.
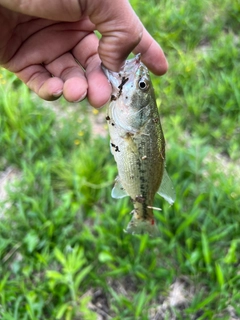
[72,32,112,108]
[13,41,89,101]
[5,21,96,102]
[44,53,88,102]
[16,65,64,100]
[85,56,112,108]
[38,32,111,107]
[6,22,91,72]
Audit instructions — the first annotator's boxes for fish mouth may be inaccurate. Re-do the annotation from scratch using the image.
[122,53,141,76]
[102,54,142,90]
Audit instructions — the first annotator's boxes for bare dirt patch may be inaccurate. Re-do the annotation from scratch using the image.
[0,167,21,217]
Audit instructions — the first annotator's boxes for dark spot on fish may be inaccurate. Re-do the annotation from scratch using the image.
[135,195,145,204]
[153,118,159,123]
[126,132,134,137]
[111,95,117,101]
[106,115,110,121]
[118,77,129,97]
[125,96,128,99]
[111,142,120,152]
[111,122,115,126]
[118,77,128,89]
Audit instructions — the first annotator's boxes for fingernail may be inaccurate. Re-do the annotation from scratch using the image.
[52,90,63,97]
[73,91,87,103]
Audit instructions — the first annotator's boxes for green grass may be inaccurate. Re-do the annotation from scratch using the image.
[0,0,240,319]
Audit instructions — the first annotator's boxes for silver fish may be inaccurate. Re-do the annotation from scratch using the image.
[102,54,175,236]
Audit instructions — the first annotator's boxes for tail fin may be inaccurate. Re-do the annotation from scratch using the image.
[124,215,160,237]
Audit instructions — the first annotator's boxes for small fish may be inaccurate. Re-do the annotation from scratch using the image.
[102,54,175,237]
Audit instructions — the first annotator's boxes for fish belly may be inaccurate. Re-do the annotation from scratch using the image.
[109,117,164,220]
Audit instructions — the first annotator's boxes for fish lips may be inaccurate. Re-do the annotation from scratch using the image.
[102,54,142,94]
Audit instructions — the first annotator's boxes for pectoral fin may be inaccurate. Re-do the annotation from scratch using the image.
[111,176,128,199]
[157,168,176,205]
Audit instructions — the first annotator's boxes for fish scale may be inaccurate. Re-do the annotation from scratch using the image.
[102,54,175,236]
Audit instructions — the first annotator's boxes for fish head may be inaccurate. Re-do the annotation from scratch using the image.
[102,54,155,131]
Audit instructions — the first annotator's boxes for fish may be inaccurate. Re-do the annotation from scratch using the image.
[102,54,175,237]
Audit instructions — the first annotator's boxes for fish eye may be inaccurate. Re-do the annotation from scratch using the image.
[138,78,149,91]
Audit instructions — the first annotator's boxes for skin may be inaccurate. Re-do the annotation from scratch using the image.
[0,0,168,108]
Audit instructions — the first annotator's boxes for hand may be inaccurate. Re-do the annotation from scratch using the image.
[0,0,168,108]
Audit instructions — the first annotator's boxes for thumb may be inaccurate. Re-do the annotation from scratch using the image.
[87,0,168,74]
